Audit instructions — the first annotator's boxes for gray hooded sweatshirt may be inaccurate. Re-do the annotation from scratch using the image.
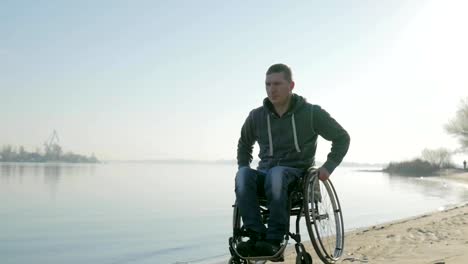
[237,94,350,173]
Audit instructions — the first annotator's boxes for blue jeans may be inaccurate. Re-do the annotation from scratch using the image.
[235,166,305,240]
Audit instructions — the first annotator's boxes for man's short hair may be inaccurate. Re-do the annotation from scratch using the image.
[266,63,293,82]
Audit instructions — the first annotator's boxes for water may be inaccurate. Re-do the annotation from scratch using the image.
[1,162,467,264]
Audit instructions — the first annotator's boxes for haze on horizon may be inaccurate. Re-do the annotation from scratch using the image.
[1,0,467,165]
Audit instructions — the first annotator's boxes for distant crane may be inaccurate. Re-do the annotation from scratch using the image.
[44,130,62,159]
[44,129,60,149]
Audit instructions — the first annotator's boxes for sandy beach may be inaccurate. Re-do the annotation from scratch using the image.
[281,172,468,264]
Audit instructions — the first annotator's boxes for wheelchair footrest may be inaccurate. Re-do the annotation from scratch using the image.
[235,242,287,262]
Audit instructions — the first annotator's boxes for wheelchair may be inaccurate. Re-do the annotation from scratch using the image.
[228,168,344,264]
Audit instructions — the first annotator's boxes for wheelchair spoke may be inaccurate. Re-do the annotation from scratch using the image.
[315,182,337,256]
[304,172,345,264]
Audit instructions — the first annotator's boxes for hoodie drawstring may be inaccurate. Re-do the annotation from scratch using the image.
[291,114,301,153]
[267,114,274,156]
[266,113,301,156]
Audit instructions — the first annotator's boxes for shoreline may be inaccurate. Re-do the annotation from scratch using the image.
[282,172,468,264]
[219,172,468,264]
[282,202,468,264]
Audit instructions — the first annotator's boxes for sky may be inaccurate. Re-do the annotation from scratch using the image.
[1,0,467,164]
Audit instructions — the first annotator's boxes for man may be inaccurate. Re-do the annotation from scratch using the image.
[235,63,350,257]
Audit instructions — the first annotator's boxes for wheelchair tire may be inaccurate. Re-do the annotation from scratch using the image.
[303,172,344,264]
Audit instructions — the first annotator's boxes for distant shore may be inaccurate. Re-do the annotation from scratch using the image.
[0,160,98,164]
[358,167,468,175]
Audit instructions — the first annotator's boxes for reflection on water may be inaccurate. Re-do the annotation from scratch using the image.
[0,163,96,198]
[44,165,61,198]
[0,162,96,178]
[387,174,468,207]
[1,163,14,180]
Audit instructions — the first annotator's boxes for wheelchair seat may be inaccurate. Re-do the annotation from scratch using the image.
[256,172,308,219]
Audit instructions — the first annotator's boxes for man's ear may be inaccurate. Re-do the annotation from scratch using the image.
[290,81,295,91]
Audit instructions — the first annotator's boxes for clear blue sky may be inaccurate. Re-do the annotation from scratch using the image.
[1,0,467,164]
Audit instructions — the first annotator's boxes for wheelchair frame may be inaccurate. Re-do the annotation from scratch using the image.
[228,169,344,264]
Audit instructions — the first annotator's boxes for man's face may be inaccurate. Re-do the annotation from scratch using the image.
[265,72,294,105]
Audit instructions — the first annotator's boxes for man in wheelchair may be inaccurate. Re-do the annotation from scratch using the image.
[234,63,350,259]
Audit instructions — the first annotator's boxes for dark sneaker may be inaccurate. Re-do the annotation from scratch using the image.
[236,239,256,257]
[255,239,282,257]
[236,229,266,257]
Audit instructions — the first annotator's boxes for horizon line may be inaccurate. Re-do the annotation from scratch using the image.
[100,158,386,166]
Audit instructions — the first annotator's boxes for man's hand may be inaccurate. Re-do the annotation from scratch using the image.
[318,167,330,181]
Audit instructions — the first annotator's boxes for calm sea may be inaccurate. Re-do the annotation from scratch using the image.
[1,162,467,264]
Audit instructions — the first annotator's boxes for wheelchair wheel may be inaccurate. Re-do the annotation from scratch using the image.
[303,172,344,264]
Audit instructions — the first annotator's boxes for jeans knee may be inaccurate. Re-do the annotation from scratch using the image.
[265,167,288,200]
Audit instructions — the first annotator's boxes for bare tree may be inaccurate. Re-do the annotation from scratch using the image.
[445,98,468,152]
[421,148,453,168]
[1,145,14,161]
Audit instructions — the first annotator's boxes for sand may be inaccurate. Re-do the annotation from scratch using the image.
[281,172,468,264]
